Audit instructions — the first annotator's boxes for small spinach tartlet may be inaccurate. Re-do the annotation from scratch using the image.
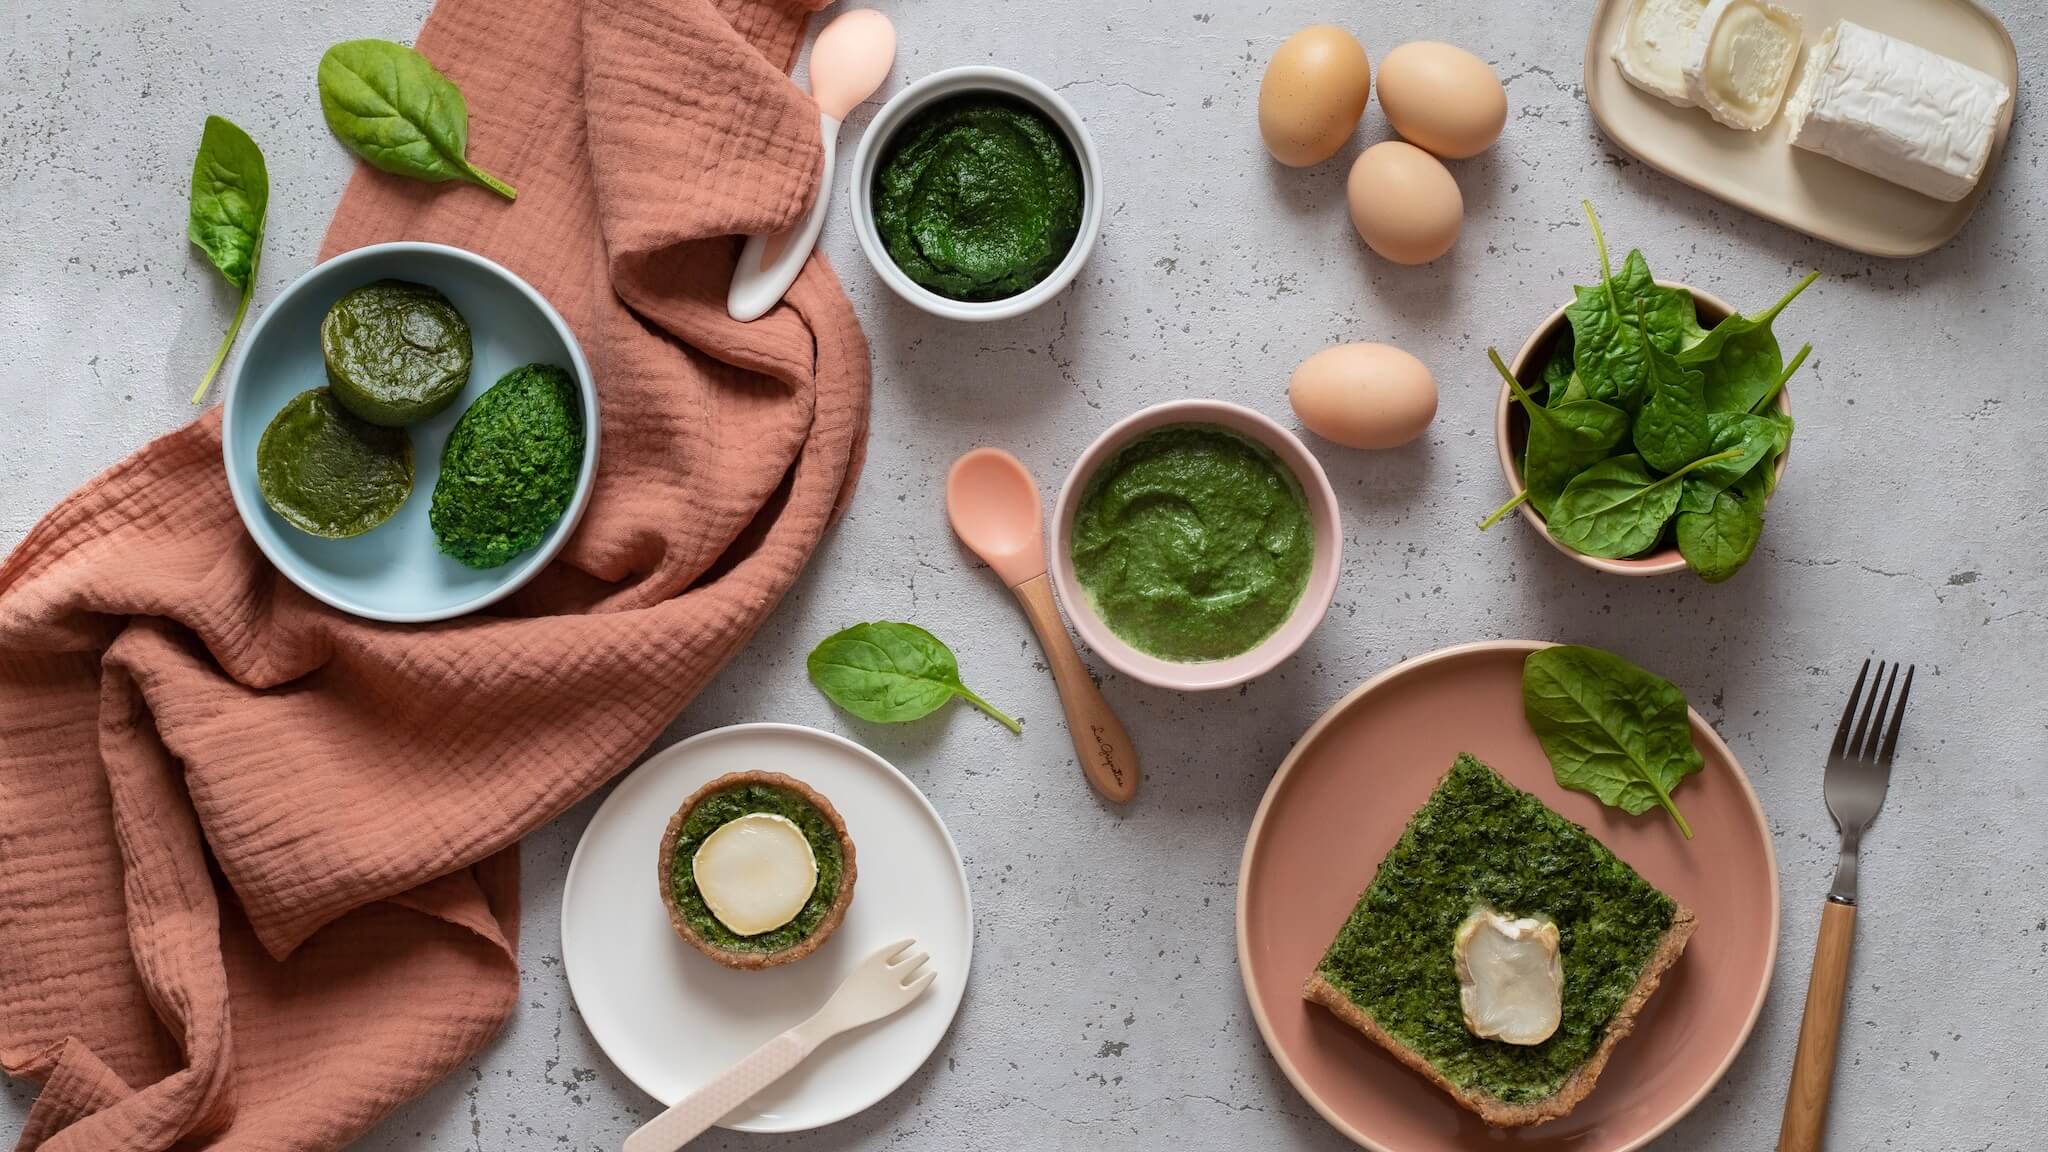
[1305,754,1695,1126]
[428,363,584,569]
[658,772,856,970]
[320,279,472,426]
[255,387,413,538]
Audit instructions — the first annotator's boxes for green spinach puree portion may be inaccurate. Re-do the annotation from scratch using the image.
[256,387,414,539]
[320,279,472,427]
[1315,755,1678,1105]
[1072,425,1312,662]
[669,783,844,954]
[429,363,583,569]
[873,95,1082,301]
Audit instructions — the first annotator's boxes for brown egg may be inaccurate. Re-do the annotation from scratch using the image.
[1258,26,1372,167]
[1346,141,1464,265]
[1375,42,1509,159]
[1288,343,1438,449]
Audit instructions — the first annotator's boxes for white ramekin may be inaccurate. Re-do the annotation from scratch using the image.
[848,66,1102,322]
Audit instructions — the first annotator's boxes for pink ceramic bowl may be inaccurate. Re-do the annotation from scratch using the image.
[1495,283,1792,576]
[1050,400,1342,692]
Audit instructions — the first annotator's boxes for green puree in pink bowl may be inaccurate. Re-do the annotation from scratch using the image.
[1070,424,1314,662]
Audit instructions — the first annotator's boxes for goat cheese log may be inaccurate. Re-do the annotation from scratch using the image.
[1784,21,2011,202]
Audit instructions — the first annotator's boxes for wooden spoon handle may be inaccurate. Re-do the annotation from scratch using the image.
[1776,899,1857,1152]
[1011,574,1139,802]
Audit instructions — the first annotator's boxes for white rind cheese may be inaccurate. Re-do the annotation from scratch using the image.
[1681,0,1802,131]
[1612,0,1710,108]
[1454,908,1564,1046]
[1785,20,2011,203]
[692,813,819,937]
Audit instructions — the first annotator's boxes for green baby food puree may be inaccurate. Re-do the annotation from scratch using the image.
[873,95,1082,301]
[1071,425,1313,662]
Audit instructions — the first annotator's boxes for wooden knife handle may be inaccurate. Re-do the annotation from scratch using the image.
[1777,899,1857,1152]
[1012,574,1139,802]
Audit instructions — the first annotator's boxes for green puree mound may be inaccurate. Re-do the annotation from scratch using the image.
[256,387,413,538]
[321,279,472,426]
[873,95,1083,301]
[429,363,583,569]
[1071,424,1312,662]
[1313,755,1679,1105]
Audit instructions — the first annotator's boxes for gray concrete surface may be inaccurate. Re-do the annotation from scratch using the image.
[5,0,2045,1148]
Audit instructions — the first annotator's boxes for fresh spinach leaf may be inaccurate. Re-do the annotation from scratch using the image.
[187,115,268,404]
[318,39,517,200]
[1523,645,1702,838]
[1676,474,1766,583]
[1631,305,1712,475]
[1676,411,1777,513]
[1478,489,1530,530]
[1486,347,1627,522]
[1540,328,1576,401]
[1750,342,1810,417]
[1564,282,1638,410]
[807,621,1020,733]
[1549,369,1590,407]
[1611,252,1708,355]
[1563,204,1702,410]
[1547,448,1742,559]
[1681,271,1819,412]
[1756,411,1795,500]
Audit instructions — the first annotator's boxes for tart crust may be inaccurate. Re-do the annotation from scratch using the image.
[658,771,856,970]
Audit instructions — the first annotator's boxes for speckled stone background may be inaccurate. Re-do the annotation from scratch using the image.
[4,0,2044,1148]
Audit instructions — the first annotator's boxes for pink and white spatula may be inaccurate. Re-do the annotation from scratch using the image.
[726,9,896,322]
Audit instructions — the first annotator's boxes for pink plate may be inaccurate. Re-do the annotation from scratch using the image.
[1237,640,1778,1152]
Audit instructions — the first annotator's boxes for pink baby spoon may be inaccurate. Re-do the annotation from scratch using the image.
[727,9,896,322]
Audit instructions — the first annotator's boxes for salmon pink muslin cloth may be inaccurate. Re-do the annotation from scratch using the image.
[0,0,869,1147]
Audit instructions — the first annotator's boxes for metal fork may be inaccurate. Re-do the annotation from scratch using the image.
[1777,659,1915,1152]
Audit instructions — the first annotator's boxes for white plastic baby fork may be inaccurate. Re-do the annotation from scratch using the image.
[621,938,935,1151]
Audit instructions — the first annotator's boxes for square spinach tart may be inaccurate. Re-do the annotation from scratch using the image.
[1304,754,1696,1126]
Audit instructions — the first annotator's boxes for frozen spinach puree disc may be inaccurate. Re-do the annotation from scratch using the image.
[872,95,1083,301]
[1315,755,1679,1105]
[1071,424,1312,662]
[669,782,845,954]
[256,387,413,538]
[429,363,583,569]
[320,279,472,426]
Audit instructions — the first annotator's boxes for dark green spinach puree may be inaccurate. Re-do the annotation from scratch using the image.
[1071,425,1312,662]
[872,95,1082,301]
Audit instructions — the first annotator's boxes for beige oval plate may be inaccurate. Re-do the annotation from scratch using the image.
[1237,640,1779,1151]
[1584,0,2018,257]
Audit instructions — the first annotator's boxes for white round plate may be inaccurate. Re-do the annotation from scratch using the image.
[561,723,973,1132]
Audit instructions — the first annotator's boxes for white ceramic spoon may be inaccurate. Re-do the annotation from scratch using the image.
[727,9,896,322]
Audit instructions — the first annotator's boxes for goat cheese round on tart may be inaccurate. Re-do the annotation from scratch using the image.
[657,771,855,970]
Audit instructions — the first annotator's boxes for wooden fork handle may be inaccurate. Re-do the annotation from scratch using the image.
[1011,574,1139,803]
[1777,900,1857,1152]
[623,1031,809,1152]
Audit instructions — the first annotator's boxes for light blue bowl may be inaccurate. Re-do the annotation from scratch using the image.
[222,242,599,623]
